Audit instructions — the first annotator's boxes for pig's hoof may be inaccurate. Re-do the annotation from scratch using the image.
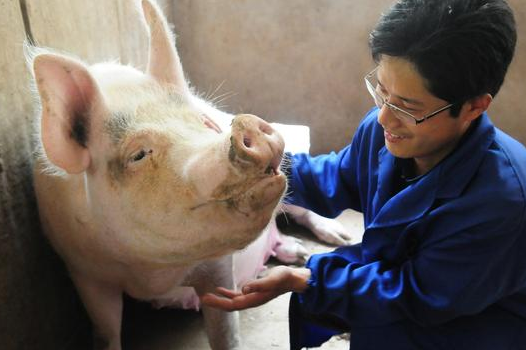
[309,216,354,246]
[274,236,309,265]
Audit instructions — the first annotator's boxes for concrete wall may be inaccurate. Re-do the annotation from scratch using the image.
[171,0,526,154]
[0,1,171,348]
[0,1,86,348]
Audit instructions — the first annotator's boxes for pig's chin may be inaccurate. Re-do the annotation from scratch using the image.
[120,173,286,266]
[192,173,286,261]
[193,170,287,215]
[230,172,287,216]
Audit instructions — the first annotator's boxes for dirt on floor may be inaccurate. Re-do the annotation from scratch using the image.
[122,210,364,350]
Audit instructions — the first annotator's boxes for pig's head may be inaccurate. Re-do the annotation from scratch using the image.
[28,0,286,265]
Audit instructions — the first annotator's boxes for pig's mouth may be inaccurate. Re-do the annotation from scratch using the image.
[190,169,286,215]
[265,165,279,175]
[264,149,283,176]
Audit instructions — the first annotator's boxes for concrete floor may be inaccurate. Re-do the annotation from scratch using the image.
[122,210,364,350]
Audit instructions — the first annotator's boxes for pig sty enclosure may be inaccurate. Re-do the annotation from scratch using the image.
[0,0,525,349]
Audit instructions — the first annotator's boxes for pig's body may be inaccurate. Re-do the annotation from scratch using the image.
[32,61,283,349]
[30,1,287,348]
[29,1,352,349]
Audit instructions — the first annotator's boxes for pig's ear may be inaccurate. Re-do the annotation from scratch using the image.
[142,0,189,93]
[33,53,101,174]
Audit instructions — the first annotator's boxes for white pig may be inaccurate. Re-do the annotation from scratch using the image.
[28,1,352,349]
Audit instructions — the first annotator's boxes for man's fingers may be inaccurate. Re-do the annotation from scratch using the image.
[201,290,276,311]
[215,287,241,298]
[200,287,241,310]
[241,275,276,294]
[201,293,238,311]
[233,291,275,308]
[201,268,293,311]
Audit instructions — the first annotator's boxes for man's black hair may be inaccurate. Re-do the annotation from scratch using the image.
[369,0,517,116]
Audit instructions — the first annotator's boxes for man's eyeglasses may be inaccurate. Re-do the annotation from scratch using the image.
[364,67,454,125]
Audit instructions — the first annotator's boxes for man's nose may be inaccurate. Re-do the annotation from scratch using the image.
[377,104,401,129]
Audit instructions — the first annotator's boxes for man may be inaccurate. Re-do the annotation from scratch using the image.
[202,0,526,349]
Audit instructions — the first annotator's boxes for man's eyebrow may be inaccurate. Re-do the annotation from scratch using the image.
[377,81,425,106]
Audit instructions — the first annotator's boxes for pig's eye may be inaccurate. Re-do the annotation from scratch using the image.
[130,149,153,163]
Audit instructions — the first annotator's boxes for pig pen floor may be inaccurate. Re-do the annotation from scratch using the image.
[122,210,364,350]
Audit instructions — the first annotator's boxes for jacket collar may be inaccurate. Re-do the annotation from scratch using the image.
[369,113,495,229]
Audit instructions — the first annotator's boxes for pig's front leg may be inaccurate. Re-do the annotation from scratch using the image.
[201,303,240,350]
[189,256,241,350]
[284,204,353,246]
[70,273,123,350]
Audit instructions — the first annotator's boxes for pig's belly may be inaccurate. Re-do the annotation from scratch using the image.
[149,286,201,311]
[123,265,197,307]
[133,225,280,312]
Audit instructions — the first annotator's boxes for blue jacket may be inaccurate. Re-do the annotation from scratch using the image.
[287,108,526,350]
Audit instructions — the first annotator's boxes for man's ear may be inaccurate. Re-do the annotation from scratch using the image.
[33,53,103,174]
[461,93,493,122]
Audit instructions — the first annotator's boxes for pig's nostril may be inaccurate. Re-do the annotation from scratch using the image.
[243,137,252,148]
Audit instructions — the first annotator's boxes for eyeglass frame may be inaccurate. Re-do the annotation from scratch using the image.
[364,66,454,125]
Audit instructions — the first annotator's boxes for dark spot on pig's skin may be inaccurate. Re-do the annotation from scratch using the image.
[0,160,3,174]
[107,157,125,185]
[71,111,89,147]
[105,112,133,144]
[229,140,236,162]
[225,198,250,217]
[212,180,243,201]
[226,198,235,209]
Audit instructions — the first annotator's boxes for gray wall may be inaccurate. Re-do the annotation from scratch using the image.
[0,2,86,348]
[0,0,172,348]
[171,0,526,154]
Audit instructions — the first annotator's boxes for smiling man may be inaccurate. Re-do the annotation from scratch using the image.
[201,1,526,349]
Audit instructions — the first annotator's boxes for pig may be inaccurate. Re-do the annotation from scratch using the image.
[27,1,352,349]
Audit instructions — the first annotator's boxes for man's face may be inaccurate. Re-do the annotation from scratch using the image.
[375,56,473,175]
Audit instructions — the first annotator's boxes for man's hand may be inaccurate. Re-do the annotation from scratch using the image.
[200,266,311,311]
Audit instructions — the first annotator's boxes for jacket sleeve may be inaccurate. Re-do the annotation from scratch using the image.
[285,118,371,218]
[298,205,526,328]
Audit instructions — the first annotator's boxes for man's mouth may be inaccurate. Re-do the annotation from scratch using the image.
[384,130,407,143]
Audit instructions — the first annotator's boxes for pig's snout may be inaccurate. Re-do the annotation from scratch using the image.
[230,114,284,173]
